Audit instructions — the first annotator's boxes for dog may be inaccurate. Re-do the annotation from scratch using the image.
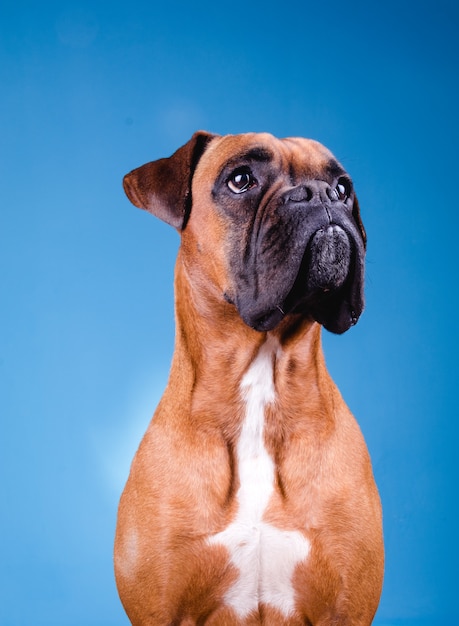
[115,131,384,625]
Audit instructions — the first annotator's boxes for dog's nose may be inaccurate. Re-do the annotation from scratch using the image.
[284,181,332,204]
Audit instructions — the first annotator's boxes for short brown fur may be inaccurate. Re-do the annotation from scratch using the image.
[115,132,384,625]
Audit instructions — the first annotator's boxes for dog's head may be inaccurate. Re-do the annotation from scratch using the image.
[123,131,366,334]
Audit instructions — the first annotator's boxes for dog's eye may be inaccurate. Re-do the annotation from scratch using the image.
[227,169,257,194]
[334,178,351,202]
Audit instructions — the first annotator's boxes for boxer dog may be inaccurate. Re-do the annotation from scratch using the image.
[115,132,384,625]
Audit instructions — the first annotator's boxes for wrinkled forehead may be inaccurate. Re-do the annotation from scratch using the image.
[195,132,345,183]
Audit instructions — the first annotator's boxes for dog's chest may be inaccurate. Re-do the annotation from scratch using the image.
[207,337,310,618]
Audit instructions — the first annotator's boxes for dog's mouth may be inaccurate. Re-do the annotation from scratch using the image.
[237,225,358,333]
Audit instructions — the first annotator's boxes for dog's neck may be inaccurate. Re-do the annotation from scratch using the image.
[162,257,337,443]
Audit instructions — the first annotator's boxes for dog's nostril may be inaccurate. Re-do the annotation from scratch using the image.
[287,186,312,203]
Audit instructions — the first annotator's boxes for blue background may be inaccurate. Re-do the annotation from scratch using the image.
[1,1,457,624]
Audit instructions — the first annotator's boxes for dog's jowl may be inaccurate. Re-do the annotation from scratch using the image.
[115,132,384,626]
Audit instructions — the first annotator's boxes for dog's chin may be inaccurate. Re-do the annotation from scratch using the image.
[244,308,286,333]
[239,282,345,334]
[239,225,356,333]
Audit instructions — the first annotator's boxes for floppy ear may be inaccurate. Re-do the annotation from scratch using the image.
[352,194,367,249]
[123,131,216,230]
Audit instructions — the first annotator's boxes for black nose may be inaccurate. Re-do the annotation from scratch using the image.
[284,181,332,204]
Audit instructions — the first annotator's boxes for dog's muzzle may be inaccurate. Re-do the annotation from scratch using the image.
[230,178,366,335]
[306,225,351,292]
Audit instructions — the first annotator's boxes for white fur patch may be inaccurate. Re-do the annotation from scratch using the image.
[208,336,310,617]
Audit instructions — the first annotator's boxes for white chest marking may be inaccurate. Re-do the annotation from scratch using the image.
[208,336,310,617]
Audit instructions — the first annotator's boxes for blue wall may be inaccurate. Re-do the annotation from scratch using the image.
[1,1,457,623]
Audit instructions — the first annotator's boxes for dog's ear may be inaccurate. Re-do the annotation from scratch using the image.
[352,194,366,249]
[123,131,216,230]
